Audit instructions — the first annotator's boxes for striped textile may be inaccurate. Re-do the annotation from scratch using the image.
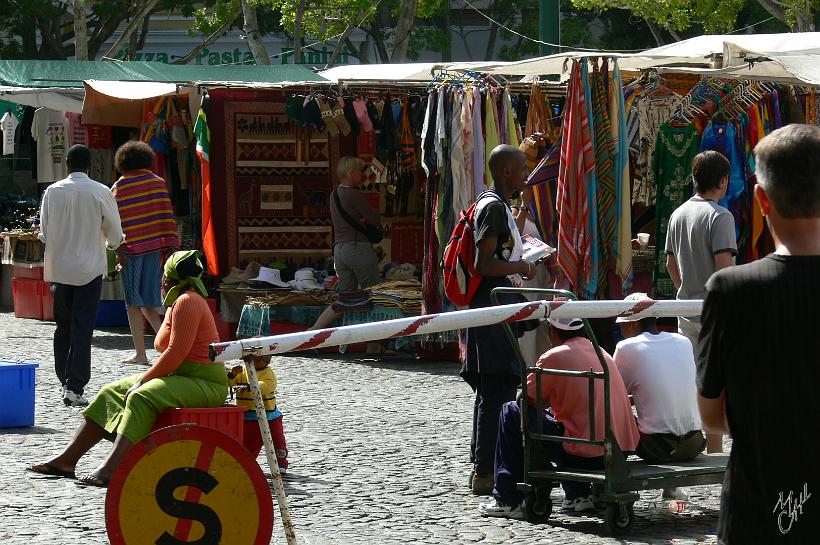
[581,61,599,300]
[526,137,560,246]
[591,61,616,298]
[112,169,179,255]
[610,60,633,293]
[556,60,593,294]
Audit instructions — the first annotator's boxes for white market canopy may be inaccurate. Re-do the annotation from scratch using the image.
[443,32,820,86]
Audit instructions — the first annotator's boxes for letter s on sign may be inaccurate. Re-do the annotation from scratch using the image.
[154,467,222,545]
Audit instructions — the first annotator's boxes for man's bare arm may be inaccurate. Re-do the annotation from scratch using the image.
[697,392,730,435]
[714,251,734,271]
[667,253,682,290]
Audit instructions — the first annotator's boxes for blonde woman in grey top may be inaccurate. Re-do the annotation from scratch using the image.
[309,156,381,331]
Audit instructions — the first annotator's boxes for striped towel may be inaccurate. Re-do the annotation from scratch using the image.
[112,169,178,255]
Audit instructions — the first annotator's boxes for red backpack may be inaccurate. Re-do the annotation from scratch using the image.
[441,192,500,307]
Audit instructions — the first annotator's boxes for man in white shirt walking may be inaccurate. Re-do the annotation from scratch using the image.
[614,292,706,501]
[38,145,124,406]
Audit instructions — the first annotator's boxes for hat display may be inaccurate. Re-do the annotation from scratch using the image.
[546,315,585,331]
[249,266,290,288]
[289,268,324,291]
[616,292,652,323]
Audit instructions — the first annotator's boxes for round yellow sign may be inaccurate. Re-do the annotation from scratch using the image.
[106,424,273,545]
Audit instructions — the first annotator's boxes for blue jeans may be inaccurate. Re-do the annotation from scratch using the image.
[470,374,518,477]
[53,276,102,395]
[493,401,603,507]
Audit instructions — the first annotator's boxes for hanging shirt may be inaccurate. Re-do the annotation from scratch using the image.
[652,123,700,298]
[31,108,69,184]
[484,90,501,177]
[699,122,745,206]
[65,112,88,147]
[472,87,485,194]
[1,111,18,156]
[461,87,475,203]
[450,89,470,217]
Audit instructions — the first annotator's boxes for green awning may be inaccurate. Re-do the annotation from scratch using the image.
[0,60,327,88]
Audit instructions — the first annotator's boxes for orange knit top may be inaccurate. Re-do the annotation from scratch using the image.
[141,291,219,382]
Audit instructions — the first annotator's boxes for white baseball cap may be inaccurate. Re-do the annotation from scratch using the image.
[546,315,584,331]
[615,292,652,323]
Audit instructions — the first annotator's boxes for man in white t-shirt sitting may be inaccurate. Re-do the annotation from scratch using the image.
[614,293,706,501]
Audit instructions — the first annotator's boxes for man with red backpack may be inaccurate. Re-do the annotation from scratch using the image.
[460,144,536,495]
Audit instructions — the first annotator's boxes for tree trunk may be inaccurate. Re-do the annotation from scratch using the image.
[102,0,161,60]
[645,18,665,47]
[137,16,151,51]
[391,0,419,62]
[240,0,271,65]
[89,14,125,59]
[372,3,391,62]
[755,0,788,26]
[326,9,374,68]
[484,0,500,60]
[174,11,241,64]
[73,0,89,60]
[292,0,306,65]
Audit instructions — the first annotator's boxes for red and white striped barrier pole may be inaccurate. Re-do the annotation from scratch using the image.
[210,299,701,362]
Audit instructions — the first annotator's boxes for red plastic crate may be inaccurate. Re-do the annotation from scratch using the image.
[151,405,246,444]
[12,278,43,320]
[214,313,237,341]
[13,265,43,280]
[41,281,54,321]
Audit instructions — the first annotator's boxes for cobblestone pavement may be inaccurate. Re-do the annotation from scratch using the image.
[0,312,723,544]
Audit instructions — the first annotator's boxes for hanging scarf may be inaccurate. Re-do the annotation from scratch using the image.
[163,250,208,307]
[504,89,521,148]
[581,60,599,299]
[610,60,633,293]
[556,60,593,295]
[591,60,616,297]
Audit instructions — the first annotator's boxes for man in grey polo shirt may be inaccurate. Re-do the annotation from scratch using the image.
[665,150,736,454]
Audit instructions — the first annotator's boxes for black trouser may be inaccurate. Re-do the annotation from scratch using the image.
[470,374,519,477]
[637,430,706,463]
[53,276,102,396]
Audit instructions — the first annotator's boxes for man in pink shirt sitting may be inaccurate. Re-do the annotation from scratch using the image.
[479,314,639,519]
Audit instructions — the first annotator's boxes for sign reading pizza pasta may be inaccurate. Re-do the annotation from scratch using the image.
[106,425,273,545]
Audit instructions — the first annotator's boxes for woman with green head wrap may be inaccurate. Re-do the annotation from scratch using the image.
[29,250,229,487]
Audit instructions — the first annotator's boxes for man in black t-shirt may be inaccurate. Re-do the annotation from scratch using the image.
[698,124,820,544]
[462,145,535,495]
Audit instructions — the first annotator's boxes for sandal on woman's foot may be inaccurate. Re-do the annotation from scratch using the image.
[27,463,76,479]
[75,473,110,488]
[121,355,149,365]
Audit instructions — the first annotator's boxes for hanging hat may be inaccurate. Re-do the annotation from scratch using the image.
[284,95,305,126]
[353,99,373,132]
[316,97,339,136]
[332,98,352,136]
[546,315,584,331]
[366,100,382,130]
[249,266,290,288]
[343,99,360,134]
[163,250,208,307]
[616,292,652,323]
[302,97,325,131]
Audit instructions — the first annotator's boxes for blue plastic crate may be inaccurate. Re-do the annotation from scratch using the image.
[96,299,129,327]
[0,359,39,427]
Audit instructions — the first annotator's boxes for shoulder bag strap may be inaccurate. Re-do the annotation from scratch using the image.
[333,189,370,240]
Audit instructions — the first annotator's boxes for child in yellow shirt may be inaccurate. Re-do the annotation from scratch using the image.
[228,353,289,471]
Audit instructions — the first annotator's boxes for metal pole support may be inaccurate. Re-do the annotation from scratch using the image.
[242,346,297,545]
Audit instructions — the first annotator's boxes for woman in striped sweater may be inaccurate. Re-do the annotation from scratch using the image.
[28,251,228,487]
[112,141,179,365]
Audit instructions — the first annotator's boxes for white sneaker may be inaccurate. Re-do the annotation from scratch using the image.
[563,495,595,512]
[662,488,689,501]
[478,498,524,519]
[63,390,89,407]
